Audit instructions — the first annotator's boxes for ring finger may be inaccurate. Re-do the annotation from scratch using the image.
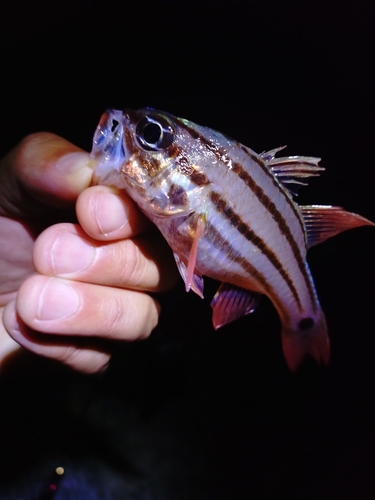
[12,274,160,341]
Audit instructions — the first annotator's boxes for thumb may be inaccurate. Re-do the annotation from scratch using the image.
[0,132,94,218]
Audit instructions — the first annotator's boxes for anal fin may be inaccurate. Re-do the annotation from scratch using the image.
[211,283,261,330]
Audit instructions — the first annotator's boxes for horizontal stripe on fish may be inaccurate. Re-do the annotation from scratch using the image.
[239,144,306,235]
[204,221,291,323]
[230,160,317,312]
[177,118,306,240]
[176,118,317,312]
[209,191,303,311]
[149,160,302,314]
[177,118,302,227]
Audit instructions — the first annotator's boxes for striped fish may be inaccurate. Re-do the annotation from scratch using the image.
[91,108,374,370]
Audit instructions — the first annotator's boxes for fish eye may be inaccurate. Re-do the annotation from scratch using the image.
[136,114,175,151]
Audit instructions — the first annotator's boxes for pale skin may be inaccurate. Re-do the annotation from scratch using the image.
[0,133,178,373]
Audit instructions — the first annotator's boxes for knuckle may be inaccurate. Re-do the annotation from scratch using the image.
[118,241,148,287]
[98,290,160,340]
[18,132,51,151]
[138,299,160,339]
[101,291,128,338]
[56,346,110,373]
[17,133,60,164]
[54,344,82,366]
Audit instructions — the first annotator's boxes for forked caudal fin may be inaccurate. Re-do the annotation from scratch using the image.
[281,315,330,371]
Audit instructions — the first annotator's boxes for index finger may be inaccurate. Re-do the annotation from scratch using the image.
[76,185,152,241]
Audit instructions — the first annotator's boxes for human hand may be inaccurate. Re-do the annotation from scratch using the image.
[0,133,177,373]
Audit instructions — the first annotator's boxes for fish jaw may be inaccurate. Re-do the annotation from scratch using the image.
[91,109,129,187]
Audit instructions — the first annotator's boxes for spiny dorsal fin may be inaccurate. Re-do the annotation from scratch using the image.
[261,147,324,197]
[301,205,375,248]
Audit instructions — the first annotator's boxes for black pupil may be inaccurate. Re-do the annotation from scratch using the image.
[143,122,162,145]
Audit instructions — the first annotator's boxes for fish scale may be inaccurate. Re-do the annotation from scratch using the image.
[91,108,374,370]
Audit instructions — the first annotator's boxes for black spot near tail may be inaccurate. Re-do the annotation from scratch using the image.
[299,317,315,330]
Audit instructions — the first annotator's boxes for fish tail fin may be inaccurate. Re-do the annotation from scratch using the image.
[281,315,330,371]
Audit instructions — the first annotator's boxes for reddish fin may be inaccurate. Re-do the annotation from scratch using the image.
[185,214,206,293]
[173,253,204,298]
[301,205,375,248]
[211,283,261,329]
[282,316,330,371]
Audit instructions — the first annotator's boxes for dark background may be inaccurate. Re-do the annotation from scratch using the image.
[1,1,375,498]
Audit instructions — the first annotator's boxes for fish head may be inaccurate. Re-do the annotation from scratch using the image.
[91,108,214,217]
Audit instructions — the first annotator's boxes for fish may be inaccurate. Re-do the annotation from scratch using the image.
[91,108,374,370]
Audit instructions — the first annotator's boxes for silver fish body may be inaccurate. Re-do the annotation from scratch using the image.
[91,108,374,370]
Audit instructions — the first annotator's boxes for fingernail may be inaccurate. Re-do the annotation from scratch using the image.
[56,152,92,174]
[51,233,95,275]
[93,191,129,235]
[37,279,80,321]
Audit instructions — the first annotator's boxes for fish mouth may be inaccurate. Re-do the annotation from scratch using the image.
[91,109,127,158]
[90,109,130,185]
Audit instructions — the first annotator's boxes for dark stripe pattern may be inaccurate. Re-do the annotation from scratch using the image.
[176,117,317,311]
[230,160,317,310]
[209,191,302,310]
[239,145,306,233]
[205,222,290,322]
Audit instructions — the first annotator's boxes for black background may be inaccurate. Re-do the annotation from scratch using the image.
[1,1,375,498]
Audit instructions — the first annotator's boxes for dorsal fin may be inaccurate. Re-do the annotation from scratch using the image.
[300,205,375,248]
[261,147,324,196]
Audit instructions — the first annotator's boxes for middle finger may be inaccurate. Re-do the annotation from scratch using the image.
[33,223,178,292]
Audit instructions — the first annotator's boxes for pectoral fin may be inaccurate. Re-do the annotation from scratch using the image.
[301,205,375,248]
[173,213,207,298]
[186,213,207,290]
[211,283,261,329]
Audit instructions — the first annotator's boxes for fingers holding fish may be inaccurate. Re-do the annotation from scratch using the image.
[33,222,178,292]
[3,197,172,372]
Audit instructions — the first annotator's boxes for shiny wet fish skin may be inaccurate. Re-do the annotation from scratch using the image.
[91,108,374,370]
